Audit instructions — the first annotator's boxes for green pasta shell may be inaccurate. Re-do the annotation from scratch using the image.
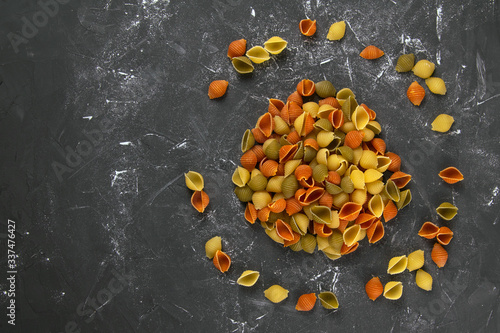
[311,205,334,225]
[273,116,291,135]
[289,241,303,252]
[325,181,343,195]
[281,175,299,199]
[292,141,304,160]
[329,230,344,252]
[266,176,284,193]
[300,234,317,254]
[313,164,329,182]
[335,146,354,163]
[291,213,310,235]
[341,95,358,121]
[395,53,415,73]
[384,179,401,202]
[318,291,339,309]
[396,189,412,210]
[336,88,355,101]
[279,134,292,146]
[366,121,382,134]
[340,176,354,194]
[247,173,268,191]
[241,129,255,152]
[436,202,458,220]
[302,203,316,220]
[263,139,281,160]
[304,146,318,163]
[234,185,254,202]
[334,129,346,143]
[314,118,334,132]
[268,211,290,224]
[231,56,254,74]
[315,80,337,98]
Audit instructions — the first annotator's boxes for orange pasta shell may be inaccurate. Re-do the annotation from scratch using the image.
[314,221,333,237]
[389,171,412,188]
[299,176,316,188]
[288,102,304,124]
[359,45,384,59]
[341,241,359,255]
[251,127,268,144]
[345,130,365,149]
[371,138,386,155]
[260,159,279,178]
[431,243,448,268]
[438,167,464,184]
[227,39,246,59]
[319,97,341,108]
[327,171,341,185]
[361,103,377,120]
[268,98,285,117]
[338,202,363,221]
[295,165,313,181]
[366,220,384,243]
[436,226,454,245]
[213,250,231,273]
[284,231,301,247]
[296,79,316,97]
[191,190,209,213]
[257,207,271,222]
[385,152,401,172]
[208,80,229,99]
[244,202,258,224]
[328,108,345,129]
[256,112,275,138]
[268,198,287,213]
[240,150,257,171]
[279,144,299,163]
[287,91,304,107]
[365,277,383,301]
[285,198,303,215]
[356,213,377,229]
[250,145,266,162]
[418,222,440,239]
[303,138,319,151]
[337,219,349,233]
[285,130,301,144]
[318,192,334,209]
[276,219,295,241]
[276,162,285,176]
[299,19,317,36]
[407,81,425,106]
[383,200,398,222]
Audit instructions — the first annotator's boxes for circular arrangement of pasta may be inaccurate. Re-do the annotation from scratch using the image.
[232,79,412,260]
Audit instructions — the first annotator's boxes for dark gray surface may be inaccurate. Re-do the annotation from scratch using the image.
[1,0,499,332]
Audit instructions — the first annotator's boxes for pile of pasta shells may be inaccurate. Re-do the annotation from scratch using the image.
[232,79,412,260]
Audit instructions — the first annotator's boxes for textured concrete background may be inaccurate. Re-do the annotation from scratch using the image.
[0,0,499,332]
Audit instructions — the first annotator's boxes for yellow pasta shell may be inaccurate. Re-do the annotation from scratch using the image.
[274,116,291,135]
[324,252,342,261]
[232,166,251,187]
[291,213,310,235]
[263,36,287,55]
[383,281,403,300]
[397,189,412,210]
[246,46,270,63]
[237,270,260,287]
[368,194,384,217]
[415,269,433,291]
[317,148,331,165]
[184,171,204,191]
[407,250,425,272]
[281,175,299,199]
[361,128,375,142]
[387,255,408,275]
[364,169,383,183]
[425,77,447,95]
[205,236,222,259]
[332,192,349,208]
[350,188,367,205]
[264,285,289,303]
[301,234,317,254]
[352,146,363,165]
[431,114,454,132]
[265,227,284,244]
[366,120,382,134]
[376,156,392,173]
[252,191,272,210]
[303,102,320,117]
[352,105,370,130]
[266,176,284,193]
[327,21,346,41]
[359,150,378,170]
[318,291,339,309]
[343,225,361,247]
[317,104,335,119]
[349,170,365,190]
[412,59,435,79]
[284,159,302,178]
[317,235,330,251]
[366,180,384,195]
[317,130,336,147]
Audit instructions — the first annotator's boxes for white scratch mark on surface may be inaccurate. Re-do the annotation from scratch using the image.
[82,116,93,120]
[448,129,461,135]
[389,0,396,4]
[304,0,312,17]
[256,313,267,320]
[436,4,443,42]
[436,49,441,65]
[250,7,255,17]
[346,57,353,83]
[174,304,193,318]
[320,58,332,65]
[120,141,133,145]
[111,170,128,187]
[477,93,500,105]
[487,186,499,206]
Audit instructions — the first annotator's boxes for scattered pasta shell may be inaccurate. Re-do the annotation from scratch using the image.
[396,189,412,210]
[438,167,464,184]
[389,171,412,189]
[237,270,260,287]
[383,200,398,222]
[412,60,435,79]
[264,285,289,303]
[436,226,454,245]
[227,39,246,59]
[299,19,317,36]
[383,281,403,300]
[407,81,425,106]
[264,36,288,55]
[407,250,425,272]
[231,56,254,74]
[205,236,222,259]
[213,250,231,273]
[327,21,346,41]
[268,198,286,213]
[296,293,317,311]
[208,80,229,99]
[191,190,209,213]
[436,202,458,220]
[315,80,336,98]
[232,166,250,187]
[244,202,257,224]
[395,53,415,72]
[241,129,255,152]
[297,79,316,96]
[365,277,384,301]
[431,243,448,268]
[416,269,433,291]
[318,291,339,309]
[431,114,455,132]
[418,222,440,239]
[387,255,408,275]
[359,45,384,59]
[425,77,447,95]
[184,171,204,191]
[246,46,270,64]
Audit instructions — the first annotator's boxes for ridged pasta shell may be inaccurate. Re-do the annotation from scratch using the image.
[260,160,279,178]
[364,169,382,183]
[315,80,336,98]
[385,152,401,172]
[297,186,325,205]
[436,226,454,245]
[184,171,204,191]
[268,198,287,214]
[301,233,317,254]
[383,281,403,300]
[355,213,376,229]
[266,176,284,193]
[264,36,288,55]
[283,231,301,247]
[227,39,246,59]
[395,53,415,72]
[287,91,304,107]
[252,127,268,144]
[367,220,384,243]
[256,112,275,137]
[387,255,408,274]
[299,19,317,36]
[314,118,334,132]
[365,277,383,301]
[191,190,209,213]
[319,97,342,109]
[338,202,362,221]
[208,80,229,99]
[311,205,337,226]
[263,138,281,160]
[205,236,222,259]
[313,164,329,182]
[341,95,358,121]
[343,225,361,247]
[327,171,341,185]
[349,170,365,190]
[237,270,260,287]
[416,269,433,291]
[345,130,365,149]
[273,116,290,135]
[247,172,268,192]
[337,219,349,233]
[325,182,343,195]
[384,179,400,202]
[303,101,320,117]
[436,202,458,220]
[359,45,384,59]
[390,171,412,189]
[412,60,435,79]
[366,180,384,195]
[245,202,258,224]
[336,88,355,101]
[328,108,345,129]
[290,213,310,235]
[327,21,346,41]
[232,166,251,187]
[282,159,300,179]
[279,144,299,164]
[425,77,447,95]
[234,185,253,202]
[407,249,425,272]
[431,242,448,268]
[284,129,301,144]
[366,120,382,134]
[360,103,377,121]
[252,191,272,210]
[371,138,386,155]
[289,241,303,252]
[438,167,464,184]
[318,291,339,309]
[297,79,316,97]
[296,293,317,311]
[314,221,333,237]
[340,241,359,255]
[383,200,398,222]
[241,129,255,152]
[231,56,254,74]
[396,189,412,210]
[352,105,370,130]
[281,175,299,199]
[240,150,257,171]
[246,46,270,64]
[257,207,271,223]
[288,102,304,125]
[213,250,231,273]
[418,221,439,239]
[294,111,314,137]
[264,285,289,303]
[275,219,294,241]
[407,81,425,106]
[340,176,355,194]
[431,114,454,132]
[368,194,384,217]
[265,226,284,243]
[319,192,334,209]
[285,198,302,216]
[268,98,285,116]
[376,156,391,173]
[293,164,312,181]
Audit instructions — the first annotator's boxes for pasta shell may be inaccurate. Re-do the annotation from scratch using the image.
[301,233,317,254]
[291,213,310,235]
[268,198,287,213]
[284,159,302,178]
[288,102,304,125]
[327,21,346,41]
[213,250,231,273]
[274,116,291,135]
[237,270,260,287]
[365,277,383,301]
[371,138,386,155]
[252,127,268,144]
[240,150,257,171]
[231,56,254,74]
[366,180,384,195]
[407,250,425,272]
[328,108,345,129]
[314,118,334,132]
[208,80,229,99]
[234,185,254,202]
[395,53,415,72]
[359,45,384,59]
[245,202,258,224]
[227,39,246,59]
[289,241,303,252]
[367,220,384,243]
[284,129,301,144]
[318,291,339,309]
[383,281,403,300]
[268,98,285,116]
[283,231,301,247]
[246,46,270,64]
[299,19,317,36]
[205,236,222,259]
[389,171,412,189]
[407,81,425,106]
[349,170,365,190]
[343,225,361,247]
[311,205,337,227]
[352,105,370,130]
[295,164,313,181]
[325,182,343,195]
[345,130,365,149]
[297,186,325,205]
[297,79,316,97]
[364,169,382,184]
[260,160,279,178]
[383,200,398,222]
[341,95,358,121]
[296,293,317,311]
[337,218,349,233]
[241,129,255,152]
[425,77,447,95]
[252,191,272,210]
[431,243,448,268]
[279,144,299,164]
[340,241,359,255]
[247,172,268,192]
[436,226,454,245]
[256,112,275,137]
[191,190,209,213]
[294,112,314,137]
[366,120,382,134]
[264,285,289,303]
[368,194,384,218]
[385,152,401,172]
[313,164,329,182]
[267,176,284,192]
[232,166,251,187]
[416,269,433,291]
[418,221,439,239]
[387,255,408,274]
[396,189,412,210]
[384,179,400,202]
[412,59,435,79]
[431,114,454,132]
[276,219,295,241]
[184,171,204,191]
[315,80,336,98]
[319,97,342,109]
[360,103,377,121]
[355,213,377,229]
[327,171,341,185]
[282,175,299,199]
[264,36,288,55]
[314,221,333,237]
[438,167,464,184]
[303,101,320,117]
[436,202,458,220]
[319,192,334,209]
[287,91,304,107]
[257,207,271,222]
[263,138,281,160]
[338,202,362,221]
